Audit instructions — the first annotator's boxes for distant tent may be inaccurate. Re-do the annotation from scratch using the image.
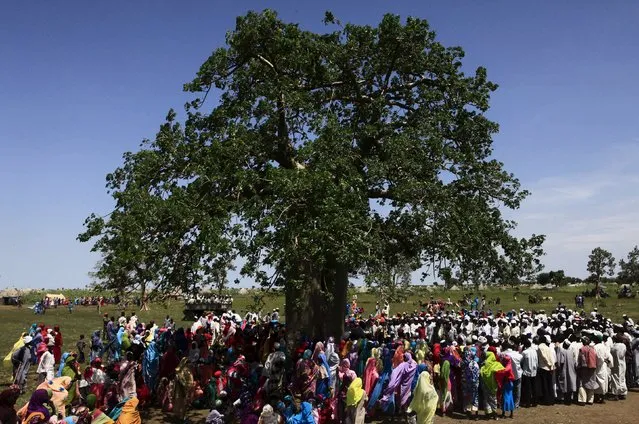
[46,293,66,301]
[238,288,249,295]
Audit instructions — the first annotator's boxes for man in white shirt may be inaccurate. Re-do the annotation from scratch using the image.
[37,345,55,383]
[521,338,538,407]
[537,335,555,405]
[503,342,523,408]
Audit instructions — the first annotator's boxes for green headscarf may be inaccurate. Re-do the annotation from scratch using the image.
[86,394,97,410]
[479,351,504,394]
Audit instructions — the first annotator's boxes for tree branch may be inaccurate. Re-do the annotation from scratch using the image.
[257,54,276,71]
[368,188,393,199]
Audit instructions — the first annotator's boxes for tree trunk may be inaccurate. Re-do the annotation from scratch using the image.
[285,261,348,341]
[139,281,150,311]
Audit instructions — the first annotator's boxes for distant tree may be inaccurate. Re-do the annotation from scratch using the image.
[563,276,583,285]
[536,272,551,285]
[364,255,417,302]
[536,269,566,287]
[587,247,616,292]
[618,246,639,285]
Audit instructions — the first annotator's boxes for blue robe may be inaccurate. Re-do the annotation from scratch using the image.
[143,341,160,391]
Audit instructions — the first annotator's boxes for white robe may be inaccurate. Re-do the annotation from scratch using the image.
[609,342,627,396]
[594,343,612,394]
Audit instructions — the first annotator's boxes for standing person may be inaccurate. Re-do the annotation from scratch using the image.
[408,371,438,424]
[497,355,515,419]
[593,334,612,404]
[380,352,418,413]
[76,335,87,364]
[102,314,109,340]
[36,345,55,384]
[173,358,194,423]
[294,349,318,400]
[577,336,597,405]
[502,342,523,408]
[461,346,480,418]
[479,351,504,419]
[632,334,639,388]
[555,339,577,404]
[336,359,357,422]
[12,336,32,393]
[119,352,137,401]
[344,377,367,424]
[118,312,127,328]
[609,334,628,400]
[363,348,381,399]
[520,338,538,407]
[53,326,63,364]
[90,330,103,362]
[536,335,555,405]
[107,317,116,343]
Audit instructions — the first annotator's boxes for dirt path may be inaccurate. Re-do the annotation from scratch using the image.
[143,390,639,423]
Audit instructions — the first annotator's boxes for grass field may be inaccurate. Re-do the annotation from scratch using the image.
[1,284,638,421]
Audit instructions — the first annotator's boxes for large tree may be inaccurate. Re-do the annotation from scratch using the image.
[79,11,543,339]
[618,246,639,285]
[586,247,616,292]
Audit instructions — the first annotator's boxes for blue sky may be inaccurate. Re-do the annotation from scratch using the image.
[1,1,638,289]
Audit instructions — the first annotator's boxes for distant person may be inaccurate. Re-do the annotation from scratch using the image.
[118,311,127,327]
[76,334,86,364]
[36,344,55,383]
[107,316,116,341]
[102,313,109,340]
[12,335,32,393]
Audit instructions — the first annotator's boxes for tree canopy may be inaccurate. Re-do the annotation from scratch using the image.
[536,270,567,287]
[587,247,616,290]
[618,246,639,285]
[79,10,544,337]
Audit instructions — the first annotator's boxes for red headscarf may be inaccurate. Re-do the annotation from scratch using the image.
[496,355,515,389]
[432,343,441,365]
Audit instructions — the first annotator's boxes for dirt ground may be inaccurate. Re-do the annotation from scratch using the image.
[142,389,639,423]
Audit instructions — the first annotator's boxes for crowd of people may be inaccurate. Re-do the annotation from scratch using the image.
[1,297,639,424]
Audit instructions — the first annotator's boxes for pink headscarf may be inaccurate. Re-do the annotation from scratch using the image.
[338,358,356,381]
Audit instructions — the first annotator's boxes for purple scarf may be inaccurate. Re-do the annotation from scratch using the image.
[26,389,51,421]
[381,352,418,408]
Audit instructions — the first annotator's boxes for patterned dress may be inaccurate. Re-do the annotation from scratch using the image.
[461,348,479,412]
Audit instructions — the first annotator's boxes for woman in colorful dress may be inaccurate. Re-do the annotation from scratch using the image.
[479,351,504,419]
[294,350,318,400]
[497,355,515,419]
[461,346,480,419]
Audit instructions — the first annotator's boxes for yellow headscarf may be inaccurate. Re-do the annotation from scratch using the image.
[409,371,438,415]
[415,341,429,364]
[346,377,364,407]
[371,347,383,373]
[3,332,26,371]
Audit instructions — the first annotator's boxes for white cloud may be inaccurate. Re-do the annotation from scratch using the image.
[509,143,639,277]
